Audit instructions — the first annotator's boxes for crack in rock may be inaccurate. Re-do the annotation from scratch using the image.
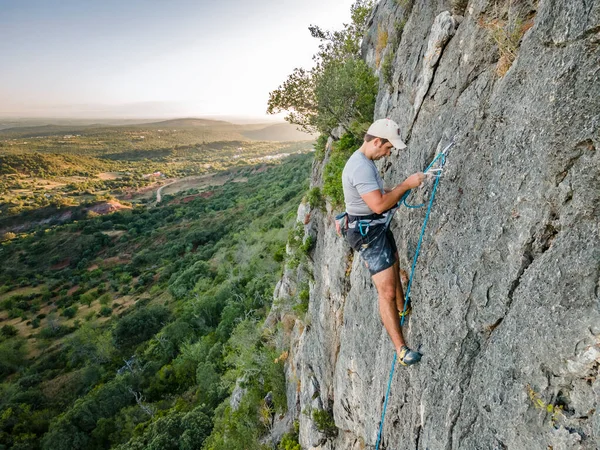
[543,24,600,47]
[492,218,561,338]
[506,236,535,309]
[411,11,457,132]
[559,139,596,183]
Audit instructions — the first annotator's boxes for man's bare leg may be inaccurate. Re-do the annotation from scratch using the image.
[373,259,421,365]
[392,258,405,314]
[371,265,406,354]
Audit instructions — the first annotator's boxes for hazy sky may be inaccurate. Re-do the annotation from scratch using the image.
[0,0,357,119]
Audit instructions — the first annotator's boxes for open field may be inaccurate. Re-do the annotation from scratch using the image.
[97,171,125,180]
[155,172,249,202]
[0,285,45,302]
[0,118,314,227]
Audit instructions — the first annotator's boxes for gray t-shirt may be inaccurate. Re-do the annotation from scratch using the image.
[342,150,384,216]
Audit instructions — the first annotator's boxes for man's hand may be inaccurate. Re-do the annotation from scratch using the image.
[404,172,425,189]
[361,172,426,214]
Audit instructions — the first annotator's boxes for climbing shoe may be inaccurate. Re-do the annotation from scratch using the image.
[398,345,421,366]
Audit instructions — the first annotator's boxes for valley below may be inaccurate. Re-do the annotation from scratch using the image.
[0,117,315,449]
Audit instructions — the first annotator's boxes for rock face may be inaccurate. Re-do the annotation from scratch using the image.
[274,1,600,449]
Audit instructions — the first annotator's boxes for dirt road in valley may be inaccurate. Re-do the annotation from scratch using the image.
[153,173,247,206]
[155,181,177,204]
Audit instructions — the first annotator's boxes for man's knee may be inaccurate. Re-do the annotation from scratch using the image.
[377,285,396,303]
[372,266,397,301]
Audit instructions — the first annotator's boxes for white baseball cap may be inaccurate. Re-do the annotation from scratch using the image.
[367,118,407,149]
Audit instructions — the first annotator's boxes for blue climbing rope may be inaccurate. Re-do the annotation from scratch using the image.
[376,352,397,450]
[400,154,445,321]
[375,141,453,450]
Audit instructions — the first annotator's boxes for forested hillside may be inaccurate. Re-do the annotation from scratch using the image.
[0,153,313,449]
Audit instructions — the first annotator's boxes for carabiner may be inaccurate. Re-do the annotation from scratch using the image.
[426,168,443,177]
[359,220,370,237]
[441,139,455,156]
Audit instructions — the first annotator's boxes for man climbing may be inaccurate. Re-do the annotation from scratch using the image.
[342,118,424,366]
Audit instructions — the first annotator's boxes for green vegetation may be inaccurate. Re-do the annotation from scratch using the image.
[375,25,389,67]
[267,0,377,208]
[293,284,310,317]
[0,150,312,449]
[526,384,564,426]
[286,222,315,270]
[312,408,338,438]
[202,318,287,449]
[279,421,301,450]
[381,51,395,87]
[306,186,325,210]
[479,1,536,77]
[313,134,328,161]
[381,19,406,89]
[314,58,377,136]
[267,0,377,135]
[323,132,362,208]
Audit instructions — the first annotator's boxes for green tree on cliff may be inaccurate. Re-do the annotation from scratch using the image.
[267,0,377,135]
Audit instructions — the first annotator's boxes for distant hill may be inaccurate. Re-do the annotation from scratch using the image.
[0,118,315,143]
[241,123,315,142]
[145,118,234,128]
[0,118,235,135]
[0,118,160,131]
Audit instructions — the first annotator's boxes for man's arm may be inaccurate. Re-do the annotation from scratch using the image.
[361,172,425,214]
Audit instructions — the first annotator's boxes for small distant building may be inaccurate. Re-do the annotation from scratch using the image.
[142,171,163,179]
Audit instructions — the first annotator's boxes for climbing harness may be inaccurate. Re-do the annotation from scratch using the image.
[335,212,349,237]
[375,138,455,450]
[344,212,391,249]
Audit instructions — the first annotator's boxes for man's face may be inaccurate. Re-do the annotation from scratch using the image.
[373,139,394,160]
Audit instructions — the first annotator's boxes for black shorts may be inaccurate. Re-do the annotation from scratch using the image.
[346,224,398,275]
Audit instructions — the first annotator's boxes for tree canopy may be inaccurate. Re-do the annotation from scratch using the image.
[267,0,377,135]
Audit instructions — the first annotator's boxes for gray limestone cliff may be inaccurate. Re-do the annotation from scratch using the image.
[268,1,600,449]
